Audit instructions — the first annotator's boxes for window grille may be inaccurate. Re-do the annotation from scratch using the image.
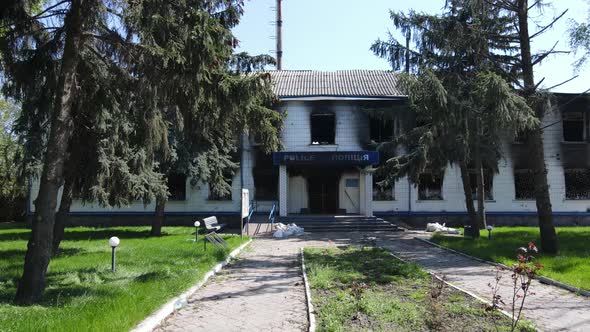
[565,169,590,200]
[514,169,535,200]
[563,112,586,142]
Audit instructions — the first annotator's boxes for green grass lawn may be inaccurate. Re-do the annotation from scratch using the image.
[304,246,531,332]
[431,226,590,291]
[0,223,246,332]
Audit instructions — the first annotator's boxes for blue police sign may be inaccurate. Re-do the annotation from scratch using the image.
[272,151,379,166]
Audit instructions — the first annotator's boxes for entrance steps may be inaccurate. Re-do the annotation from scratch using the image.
[278,215,403,233]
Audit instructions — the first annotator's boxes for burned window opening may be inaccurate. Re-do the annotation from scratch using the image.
[208,173,233,201]
[167,173,187,201]
[370,117,395,143]
[565,169,590,200]
[373,174,394,201]
[563,112,586,142]
[253,149,278,200]
[310,112,335,145]
[469,169,494,200]
[514,169,535,200]
[418,173,443,200]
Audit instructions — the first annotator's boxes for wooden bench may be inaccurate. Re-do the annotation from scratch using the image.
[203,216,226,233]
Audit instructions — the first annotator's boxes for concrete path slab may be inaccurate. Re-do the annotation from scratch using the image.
[155,235,344,332]
[377,231,590,332]
[155,231,590,332]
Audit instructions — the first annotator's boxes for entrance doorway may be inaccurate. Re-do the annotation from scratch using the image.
[308,174,339,214]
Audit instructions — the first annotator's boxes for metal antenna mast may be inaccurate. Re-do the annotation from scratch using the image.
[276,0,282,70]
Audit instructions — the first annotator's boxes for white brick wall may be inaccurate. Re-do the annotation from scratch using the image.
[28,99,590,215]
[279,101,368,152]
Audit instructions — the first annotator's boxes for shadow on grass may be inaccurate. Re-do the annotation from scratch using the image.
[0,228,156,242]
[305,247,427,286]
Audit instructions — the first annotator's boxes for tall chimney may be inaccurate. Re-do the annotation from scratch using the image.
[276,0,283,70]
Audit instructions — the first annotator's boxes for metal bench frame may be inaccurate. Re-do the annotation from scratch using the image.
[203,216,229,251]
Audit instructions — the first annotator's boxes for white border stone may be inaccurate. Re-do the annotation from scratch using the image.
[300,248,316,332]
[131,238,253,332]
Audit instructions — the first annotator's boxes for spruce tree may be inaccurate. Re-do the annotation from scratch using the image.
[0,0,282,304]
[372,1,536,235]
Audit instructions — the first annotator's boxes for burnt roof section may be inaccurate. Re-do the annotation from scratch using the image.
[267,70,404,99]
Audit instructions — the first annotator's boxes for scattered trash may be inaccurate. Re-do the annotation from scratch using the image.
[425,222,460,234]
[273,223,304,238]
[174,297,188,310]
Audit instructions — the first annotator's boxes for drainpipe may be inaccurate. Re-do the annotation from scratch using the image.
[407,177,412,216]
[240,133,245,234]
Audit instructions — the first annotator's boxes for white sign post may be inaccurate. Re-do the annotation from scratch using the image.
[241,189,249,239]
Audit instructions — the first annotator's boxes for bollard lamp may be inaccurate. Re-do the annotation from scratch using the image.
[109,236,120,272]
[486,225,493,240]
[194,221,201,242]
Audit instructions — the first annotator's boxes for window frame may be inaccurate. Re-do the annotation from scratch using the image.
[417,173,444,201]
[372,175,395,201]
[208,175,233,201]
[562,111,587,143]
[167,173,187,201]
[468,169,494,201]
[513,169,536,201]
[564,168,590,200]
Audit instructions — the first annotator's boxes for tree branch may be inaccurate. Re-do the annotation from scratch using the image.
[530,10,568,40]
[544,75,579,91]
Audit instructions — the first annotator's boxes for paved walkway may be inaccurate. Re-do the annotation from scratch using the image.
[377,231,590,332]
[155,234,349,332]
[155,231,590,332]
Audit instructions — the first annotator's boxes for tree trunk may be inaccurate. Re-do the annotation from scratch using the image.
[14,1,86,305]
[151,194,166,236]
[52,179,73,257]
[516,0,558,254]
[475,124,487,229]
[460,162,479,237]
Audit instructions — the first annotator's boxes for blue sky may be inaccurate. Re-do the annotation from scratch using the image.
[233,0,589,93]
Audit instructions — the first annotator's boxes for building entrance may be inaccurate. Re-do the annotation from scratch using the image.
[308,173,339,214]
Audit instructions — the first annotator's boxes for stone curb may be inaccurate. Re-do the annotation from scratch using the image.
[414,237,590,297]
[300,248,317,332]
[131,238,253,332]
[385,250,515,321]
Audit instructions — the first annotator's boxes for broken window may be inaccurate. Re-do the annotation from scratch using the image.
[469,169,494,200]
[253,149,278,200]
[418,173,443,200]
[563,112,586,142]
[565,169,590,200]
[514,169,535,200]
[310,112,335,145]
[167,173,187,201]
[208,174,233,201]
[370,118,394,143]
[373,175,394,201]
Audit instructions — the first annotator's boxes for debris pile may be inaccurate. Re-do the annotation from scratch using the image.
[425,222,460,234]
[272,223,305,238]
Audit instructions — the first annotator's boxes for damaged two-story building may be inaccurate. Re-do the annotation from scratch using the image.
[27,70,590,227]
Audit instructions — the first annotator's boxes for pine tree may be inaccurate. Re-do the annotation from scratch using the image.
[482,0,566,253]
[372,1,536,236]
[0,0,282,304]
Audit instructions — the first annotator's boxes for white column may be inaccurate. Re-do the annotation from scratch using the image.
[359,172,366,215]
[279,165,288,216]
[365,170,373,217]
